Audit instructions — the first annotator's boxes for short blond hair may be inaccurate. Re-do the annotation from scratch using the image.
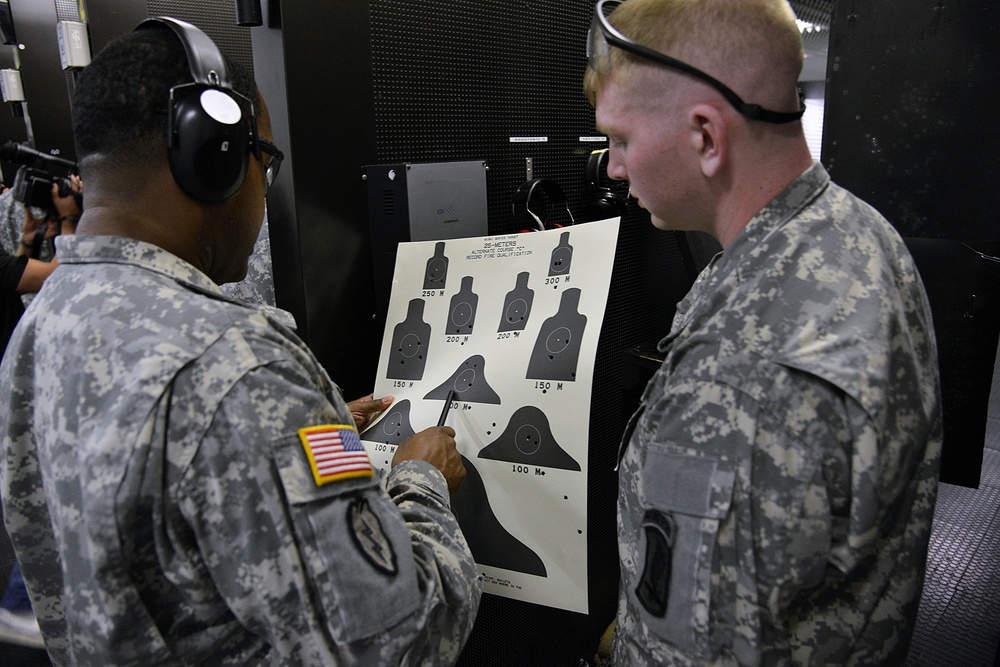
[583,0,803,110]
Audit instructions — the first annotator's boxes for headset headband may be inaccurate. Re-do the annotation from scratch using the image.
[133,16,258,201]
[513,178,575,231]
[136,17,231,88]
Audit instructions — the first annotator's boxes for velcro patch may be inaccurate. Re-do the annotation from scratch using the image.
[297,424,373,486]
[348,498,398,576]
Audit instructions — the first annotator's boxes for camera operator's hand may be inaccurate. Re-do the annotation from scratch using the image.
[53,175,82,234]
[18,205,58,257]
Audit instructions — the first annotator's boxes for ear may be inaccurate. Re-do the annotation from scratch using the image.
[688,103,726,178]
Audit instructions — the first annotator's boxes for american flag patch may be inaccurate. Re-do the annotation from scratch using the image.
[297,424,373,486]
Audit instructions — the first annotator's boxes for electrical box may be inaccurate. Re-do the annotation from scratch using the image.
[56,20,91,69]
[0,68,24,102]
[365,160,489,320]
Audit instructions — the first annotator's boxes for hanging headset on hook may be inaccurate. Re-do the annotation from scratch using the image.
[512,178,575,232]
[582,148,628,222]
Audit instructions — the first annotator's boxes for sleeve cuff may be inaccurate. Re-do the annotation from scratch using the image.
[386,459,450,499]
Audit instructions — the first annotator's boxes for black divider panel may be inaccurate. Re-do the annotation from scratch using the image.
[370,2,693,663]
[824,0,1000,486]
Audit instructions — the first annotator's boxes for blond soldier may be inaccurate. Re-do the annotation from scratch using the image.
[585,1,942,664]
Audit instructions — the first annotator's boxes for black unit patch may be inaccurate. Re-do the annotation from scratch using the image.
[348,497,398,576]
[635,509,676,618]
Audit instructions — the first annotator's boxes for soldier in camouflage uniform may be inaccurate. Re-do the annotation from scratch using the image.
[0,20,480,666]
[584,0,942,664]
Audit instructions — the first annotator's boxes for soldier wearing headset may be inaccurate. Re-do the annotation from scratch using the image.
[0,18,480,665]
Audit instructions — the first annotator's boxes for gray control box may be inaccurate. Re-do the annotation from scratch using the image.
[365,160,489,319]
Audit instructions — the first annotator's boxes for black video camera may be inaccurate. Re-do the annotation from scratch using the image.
[11,167,75,210]
[0,141,78,212]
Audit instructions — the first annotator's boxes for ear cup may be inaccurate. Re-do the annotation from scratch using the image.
[137,17,256,202]
[583,149,627,222]
[583,187,626,221]
[168,88,249,202]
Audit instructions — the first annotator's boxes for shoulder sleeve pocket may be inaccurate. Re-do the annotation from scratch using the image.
[272,435,421,644]
[629,443,736,659]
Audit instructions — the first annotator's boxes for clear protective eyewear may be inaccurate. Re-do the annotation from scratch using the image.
[587,0,805,124]
[257,138,284,195]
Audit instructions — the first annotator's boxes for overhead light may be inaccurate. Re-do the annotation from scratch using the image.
[796,19,823,34]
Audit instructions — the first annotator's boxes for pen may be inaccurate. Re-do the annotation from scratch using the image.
[437,389,457,426]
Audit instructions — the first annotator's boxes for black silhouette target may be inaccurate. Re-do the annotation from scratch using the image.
[423,241,449,289]
[425,355,501,404]
[479,405,580,471]
[387,299,431,380]
[365,399,417,445]
[446,276,479,335]
[527,288,587,381]
[548,231,574,276]
[451,455,547,577]
[498,271,534,332]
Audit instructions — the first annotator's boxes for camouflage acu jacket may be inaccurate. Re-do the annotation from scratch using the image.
[0,235,480,666]
[613,163,942,666]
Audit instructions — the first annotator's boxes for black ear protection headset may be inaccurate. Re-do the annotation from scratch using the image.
[135,17,260,202]
[513,178,575,232]
[582,148,627,222]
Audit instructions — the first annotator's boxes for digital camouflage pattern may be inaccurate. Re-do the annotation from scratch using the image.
[0,234,481,665]
[0,188,52,308]
[613,163,942,666]
[220,211,276,307]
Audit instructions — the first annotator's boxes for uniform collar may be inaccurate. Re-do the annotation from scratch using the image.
[51,235,297,329]
[724,161,830,266]
[657,162,830,352]
[54,234,225,296]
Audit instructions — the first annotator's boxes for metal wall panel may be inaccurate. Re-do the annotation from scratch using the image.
[0,40,28,185]
[824,1,999,241]
[86,0,146,56]
[6,0,74,159]
[824,0,1000,487]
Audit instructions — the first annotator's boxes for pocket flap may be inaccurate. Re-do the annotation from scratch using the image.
[643,446,735,519]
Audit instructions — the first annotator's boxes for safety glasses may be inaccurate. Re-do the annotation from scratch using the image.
[587,0,804,124]
[257,137,283,195]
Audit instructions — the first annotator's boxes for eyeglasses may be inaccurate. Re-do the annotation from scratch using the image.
[257,137,284,195]
[587,0,804,124]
